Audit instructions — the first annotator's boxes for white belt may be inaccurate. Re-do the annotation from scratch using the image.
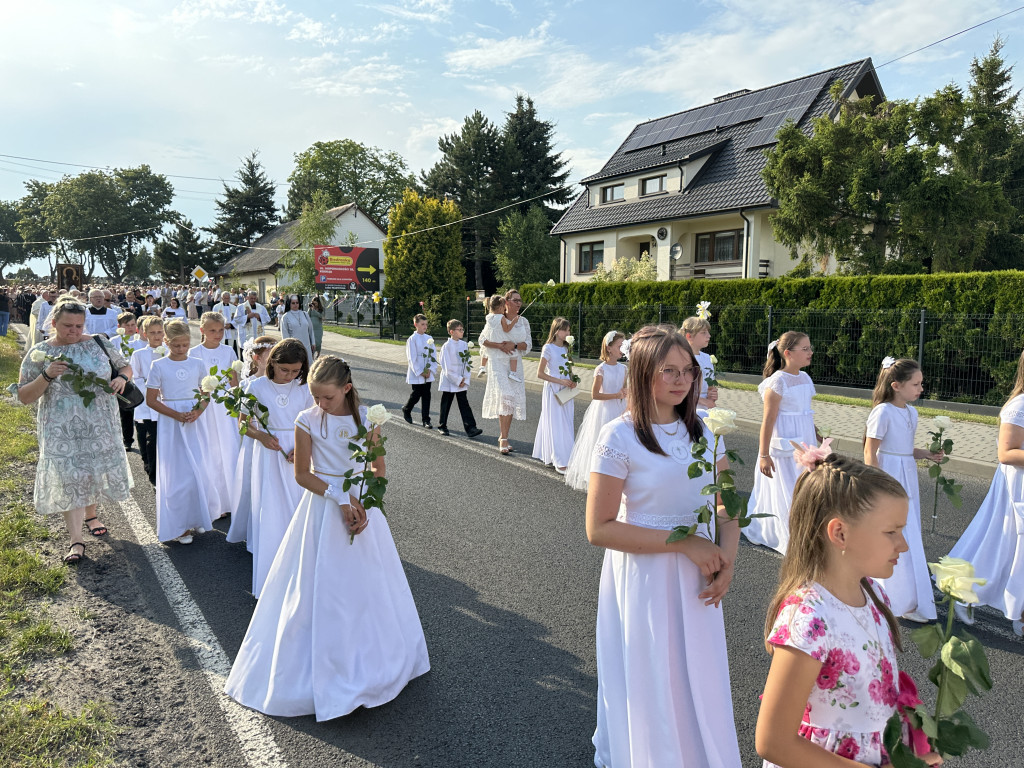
[163,397,194,402]
[621,511,701,531]
[879,449,913,457]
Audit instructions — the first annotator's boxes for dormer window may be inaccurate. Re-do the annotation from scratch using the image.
[601,183,625,203]
[641,175,666,196]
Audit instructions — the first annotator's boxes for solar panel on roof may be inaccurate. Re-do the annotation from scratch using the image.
[621,71,832,154]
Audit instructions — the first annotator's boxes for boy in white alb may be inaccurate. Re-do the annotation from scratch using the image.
[131,317,166,485]
[437,319,483,438]
[402,313,435,428]
[483,295,523,382]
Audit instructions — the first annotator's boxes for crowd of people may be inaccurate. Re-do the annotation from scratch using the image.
[9,280,1023,766]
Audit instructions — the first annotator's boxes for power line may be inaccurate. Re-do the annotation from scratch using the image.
[2,226,161,246]
[876,5,1024,68]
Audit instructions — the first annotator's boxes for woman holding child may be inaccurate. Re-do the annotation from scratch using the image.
[480,289,532,454]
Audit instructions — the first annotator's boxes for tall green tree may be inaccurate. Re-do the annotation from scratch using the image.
[501,94,572,224]
[153,219,209,283]
[285,139,415,225]
[421,110,503,291]
[278,190,339,297]
[383,189,463,330]
[124,245,153,282]
[492,204,559,288]
[0,200,29,279]
[206,150,280,270]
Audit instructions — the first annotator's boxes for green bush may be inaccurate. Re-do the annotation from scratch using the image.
[519,271,1024,404]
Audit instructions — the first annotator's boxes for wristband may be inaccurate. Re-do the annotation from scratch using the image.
[40,371,55,383]
[759,454,769,458]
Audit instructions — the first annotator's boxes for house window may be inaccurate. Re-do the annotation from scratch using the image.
[578,242,604,273]
[695,229,742,263]
[641,175,666,195]
[601,184,624,203]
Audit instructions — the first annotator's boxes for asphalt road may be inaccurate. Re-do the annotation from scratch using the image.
[102,344,1021,767]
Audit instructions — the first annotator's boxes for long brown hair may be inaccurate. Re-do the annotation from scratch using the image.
[308,355,362,431]
[266,338,310,384]
[626,324,702,453]
[1007,349,1024,406]
[545,316,570,345]
[764,454,908,654]
[764,330,808,377]
[871,358,920,407]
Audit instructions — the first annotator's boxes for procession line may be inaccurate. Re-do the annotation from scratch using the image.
[118,494,289,768]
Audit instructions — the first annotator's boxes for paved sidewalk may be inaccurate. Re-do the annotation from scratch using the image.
[297,330,1000,480]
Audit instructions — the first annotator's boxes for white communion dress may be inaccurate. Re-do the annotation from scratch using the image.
[226,372,261,550]
[246,376,313,599]
[743,370,818,555]
[564,361,626,491]
[590,414,742,768]
[225,405,430,721]
[867,402,936,619]
[189,343,241,519]
[532,343,575,468]
[949,394,1024,622]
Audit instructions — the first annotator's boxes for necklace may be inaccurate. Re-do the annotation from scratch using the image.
[654,420,679,436]
[895,403,913,431]
[826,583,882,647]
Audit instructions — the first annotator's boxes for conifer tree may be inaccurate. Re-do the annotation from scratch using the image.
[501,95,572,224]
[153,219,208,283]
[206,150,280,270]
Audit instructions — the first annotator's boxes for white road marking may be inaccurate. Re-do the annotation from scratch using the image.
[118,494,288,768]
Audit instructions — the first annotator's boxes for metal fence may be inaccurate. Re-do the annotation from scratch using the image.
[458,303,1024,405]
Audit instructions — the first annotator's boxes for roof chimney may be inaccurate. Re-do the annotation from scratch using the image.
[713,88,751,103]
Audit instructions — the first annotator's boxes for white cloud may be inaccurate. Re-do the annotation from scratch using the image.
[286,17,341,46]
[351,21,411,44]
[445,29,550,71]
[294,56,408,97]
[375,0,453,24]
[169,0,293,26]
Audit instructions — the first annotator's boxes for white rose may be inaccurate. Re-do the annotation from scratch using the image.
[366,403,391,426]
[709,354,718,366]
[565,335,575,346]
[154,346,167,358]
[933,415,953,431]
[546,279,556,286]
[116,328,127,336]
[703,407,738,436]
[201,375,220,393]
[818,425,832,438]
[230,360,245,374]
[928,557,986,604]
[467,341,475,349]
[29,349,46,363]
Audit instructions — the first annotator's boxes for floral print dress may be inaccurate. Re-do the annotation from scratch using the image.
[764,581,899,767]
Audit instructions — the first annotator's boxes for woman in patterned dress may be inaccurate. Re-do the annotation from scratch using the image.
[16,298,133,564]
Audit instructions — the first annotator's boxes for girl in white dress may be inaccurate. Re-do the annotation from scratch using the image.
[532,317,577,473]
[681,316,718,410]
[189,312,241,520]
[757,453,942,768]
[245,339,314,598]
[586,325,742,768]
[949,349,1024,637]
[145,320,213,544]
[564,331,626,492]
[225,355,430,720]
[863,358,943,623]
[744,331,820,555]
[226,336,274,549]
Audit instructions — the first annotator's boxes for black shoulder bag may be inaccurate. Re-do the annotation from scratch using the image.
[95,336,145,411]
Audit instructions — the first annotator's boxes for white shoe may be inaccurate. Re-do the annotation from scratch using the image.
[475,366,487,378]
[175,534,193,545]
[508,371,523,383]
[1013,619,1023,637]
[555,466,567,475]
[901,610,931,624]
[195,527,206,535]
[953,602,975,626]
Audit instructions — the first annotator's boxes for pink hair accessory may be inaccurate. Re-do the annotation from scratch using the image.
[790,438,833,470]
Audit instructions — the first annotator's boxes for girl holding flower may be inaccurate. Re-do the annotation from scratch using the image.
[145,319,213,544]
[531,316,576,473]
[586,325,742,768]
[681,315,717,409]
[863,358,943,623]
[225,355,429,720]
[16,298,133,563]
[948,348,1024,637]
[243,339,313,599]
[756,452,942,768]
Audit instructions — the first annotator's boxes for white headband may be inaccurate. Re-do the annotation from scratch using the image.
[603,330,619,346]
[881,356,896,370]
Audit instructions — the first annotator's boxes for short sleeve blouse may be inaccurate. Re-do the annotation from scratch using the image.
[1001,393,1024,429]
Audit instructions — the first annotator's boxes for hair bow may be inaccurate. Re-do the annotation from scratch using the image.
[696,301,712,321]
[790,438,833,470]
[767,340,779,357]
[603,330,619,346]
[881,356,896,370]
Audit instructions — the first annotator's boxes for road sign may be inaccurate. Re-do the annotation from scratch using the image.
[191,266,208,281]
[314,246,381,291]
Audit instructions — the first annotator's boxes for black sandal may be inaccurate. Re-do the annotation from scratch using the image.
[84,517,108,537]
[63,542,86,565]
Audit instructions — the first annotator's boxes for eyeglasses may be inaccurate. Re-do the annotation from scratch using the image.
[659,365,701,381]
[509,298,522,303]
[798,346,814,353]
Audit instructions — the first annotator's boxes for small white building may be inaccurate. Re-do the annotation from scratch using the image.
[216,203,386,300]
[552,59,885,282]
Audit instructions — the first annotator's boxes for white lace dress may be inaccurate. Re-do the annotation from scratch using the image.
[743,370,818,555]
[590,415,742,768]
[564,362,626,491]
[867,403,936,619]
[481,315,531,420]
[949,394,1024,621]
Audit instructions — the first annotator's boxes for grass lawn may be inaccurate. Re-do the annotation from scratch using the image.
[0,331,117,766]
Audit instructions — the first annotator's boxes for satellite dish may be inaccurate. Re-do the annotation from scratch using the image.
[670,243,683,261]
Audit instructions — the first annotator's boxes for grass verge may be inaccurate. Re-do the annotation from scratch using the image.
[0,330,117,766]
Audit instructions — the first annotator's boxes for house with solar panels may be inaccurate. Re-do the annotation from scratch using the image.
[551,59,884,283]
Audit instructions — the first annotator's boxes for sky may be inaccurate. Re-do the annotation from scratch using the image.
[4,0,1024,276]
